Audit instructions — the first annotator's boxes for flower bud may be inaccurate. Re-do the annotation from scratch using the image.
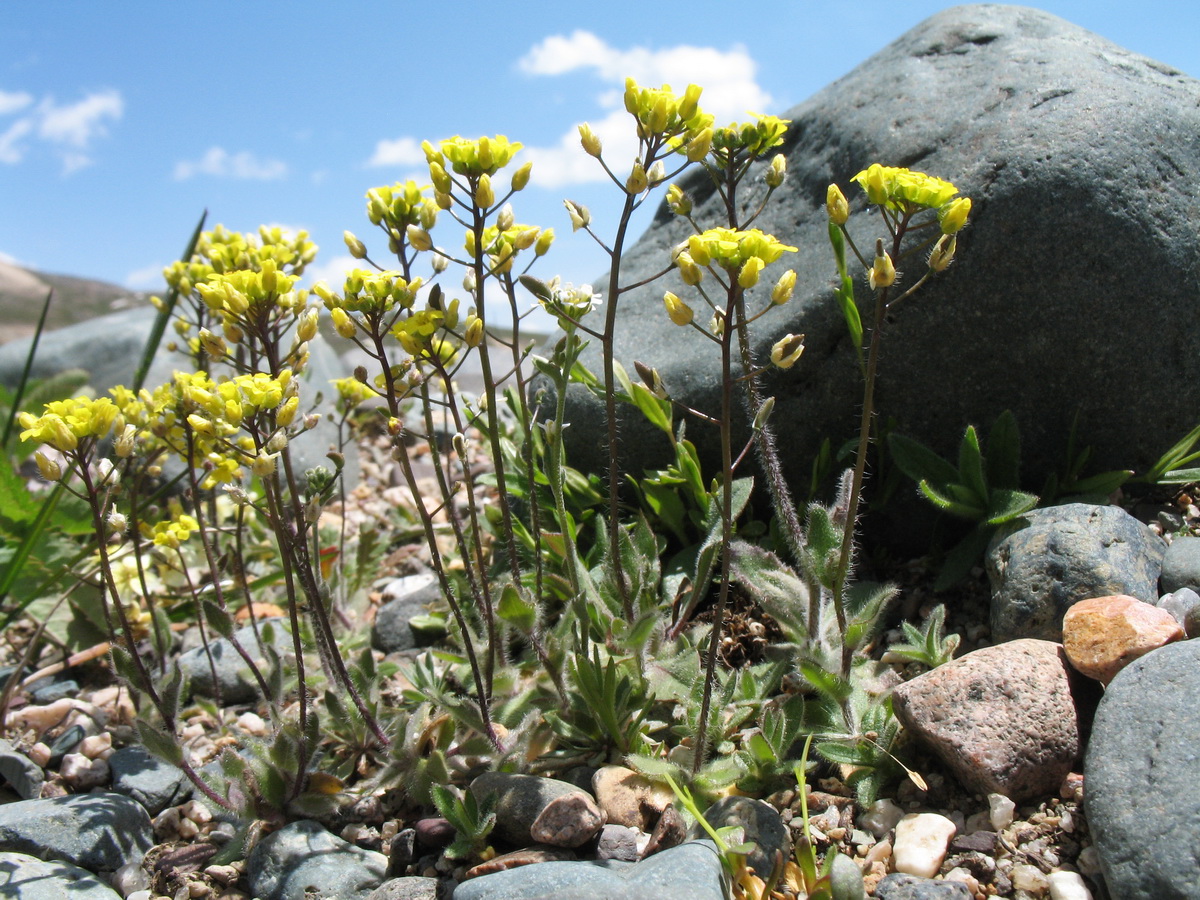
[771,269,797,305]
[738,256,764,289]
[429,161,452,194]
[686,127,713,163]
[752,396,775,431]
[107,511,127,534]
[634,360,668,399]
[303,413,320,431]
[770,333,805,369]
[330,307,356,339]
[765,153,787,188]
[710,310,725,336]
[663,291,694,326]
[435,190,452,210]
[198,328,227,360]
[406,224,433,252]
[344,230,367,260]
[647,160,666,186]
[513,227,539,251]
[34,450,62,482]
[464,315,484,348]
[666,184,692,216]
[496,203,514,233]
[511,160,533,192]
[534,227,554,257]
[474,174,494,209]
[419,202,438,231]
[579,123,602,158]
[826,184,849,225]
[676,253,703,286]
[869,243,897,290]
[679,84,702,121]
[928,234,957,272]
[626,163,648,194]
[296,308,319,343]
[938,197,971,234]
[266,430,289,454]
[252,453,277,477]
[277,396,300,427]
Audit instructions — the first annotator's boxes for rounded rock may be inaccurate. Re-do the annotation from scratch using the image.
[1160,534,1200,593]
[892,813,957,879]
[1061,594,1183,684]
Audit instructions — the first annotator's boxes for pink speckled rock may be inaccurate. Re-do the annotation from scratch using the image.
[1061,594,1184,685]
[892,639,1083,802]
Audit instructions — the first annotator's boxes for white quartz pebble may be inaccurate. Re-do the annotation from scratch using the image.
[989,792,1016,830]
[892,812,956,878]
[1048,870,1093,900]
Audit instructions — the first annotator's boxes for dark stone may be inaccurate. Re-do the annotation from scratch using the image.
[0,739,43,801]
[108,745,190,816]
[27,680,78,706]
[0,793,153,873]
[387,828,418,877]
[177,619,292,703]
[1085,640,1200,899]
[366,877,441,900]
[244,819,387,900]
[552,6,1200,542]
[986,504,1164,641]
[875,873,972,898]
[949,830,997,854]
[694,796,788,882]
[372,575,443,654]
[0,850,123,898]
[469,772,593,848]
[1160,535,1200,593]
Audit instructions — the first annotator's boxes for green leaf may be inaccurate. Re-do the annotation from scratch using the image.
[202,599,234,640]
[497,583,537,633]
[986,410,1022,490]
[835,278,862,352]
[728,541,807,643]
[957,426,989,506]
[887,433,960,488]
[917,480,984,519]
[798,659,851,703]
[933,527,995,592]
[1144,422,1200,482]
[630,383,673,435]
[984,488,1039,526]
[136,720,184,766]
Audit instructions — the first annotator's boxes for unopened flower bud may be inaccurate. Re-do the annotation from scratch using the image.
[114,424,137,458]
[252,453,277,477]
[330,307,356,339]
[869,243,897,290]
[626,163,648,194]
[343,231,367,260]
[771,269,797,305]
[464,315,484,348]
[663,291,694,326]
[826,184,849,225]
[676,253,703,286]
[738,256,765,289]
[406,224,433,252]
[497,203,514,232]
[429,160,452,194]
[107,511,127,534]
[579,123,602,158]
[513,227,539,251]
[534,227,554,257]
[938,197,971,234]
[686,127,713,163]
[511,160,533,192]
[296,308,319,343]
[647,161,666,186]
[710,309,726,336]
[765,153,787,188]
[928,234,957,272]
[431,249,450,273]
[276,396,300,427]
[770,333,805,369]
[752,396,775,431]
[474,174,494,209]
[634,360,668,399]
[267,431,289,453]
[387,417,402,436]
[34,450,62,482]
[666,184,692,216]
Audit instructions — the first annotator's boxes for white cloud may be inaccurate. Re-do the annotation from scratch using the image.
[0,88,122,172]
[125,263,166,290]
[174,147,288,181]
[38,89,122,147]
[0,90,32,115]
[517,31,773,189]
[367,136,426,168]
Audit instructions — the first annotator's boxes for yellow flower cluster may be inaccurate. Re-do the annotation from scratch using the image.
[851,164,972,233]
[161,225,316,296]
[142,512,200,549]
[623,79,712,147]
[427,135,523,178]
[674,227,797,288]
[19,397,124,453]
[710,113,790,160]
[315,270,423,327]
[465,221,552,274]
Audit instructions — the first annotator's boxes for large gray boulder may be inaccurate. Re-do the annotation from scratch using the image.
[559,5,1200,507]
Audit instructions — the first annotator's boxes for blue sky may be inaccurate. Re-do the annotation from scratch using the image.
[1,1,1196,317]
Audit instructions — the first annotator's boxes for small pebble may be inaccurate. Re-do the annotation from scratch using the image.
[236,712,268,736]
[60,752,109,789]
[1012,862,1051,894]
[944,866,980,895]
[859,798,904,838]
[893,813,956,878]
[181,800,213,825]
[1075,846,1102,877]
[79,731,113,759]
[989,793,1016,830]
[112,860,152,895]
[27,742,50,767]
[1047,869,1093,900]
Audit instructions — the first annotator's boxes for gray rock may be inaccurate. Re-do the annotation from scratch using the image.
[27,680,78,705]
[553,6,1200,525]
[694,796,788,881]
[1157,586,1200,637]
[0,739,44,800]
[595,824,641,862]
[0,793,153,873]
[1086,640,1200,899]
[469,772,597,848]
[108,745,190,816]
[366,877,440,900]
[450,839,726,900]
[0,306,355,484]
[1160,535,1200,593]
[0,851,123,899]
[177,618,292,703]
[830,851,867,900]
[372,574,442,653]
[245,819,388,900]
[986,504,1164,641]
[875,873,972,899]
[892,640,1088,803]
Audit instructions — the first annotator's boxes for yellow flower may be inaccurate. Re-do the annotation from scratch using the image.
[869,250,897,290]
[666,184,692,217]
[18,396,124,453]
[579,123,602,157]
[771,269,797,305]
[440,135,523,177]
[826,184,849,225]
[938,197,972,234]
[852,163,960,211]
[711,113,791,161]
[623,78,713,143]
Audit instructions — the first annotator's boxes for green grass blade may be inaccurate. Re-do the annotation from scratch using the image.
[2,287,54,448]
